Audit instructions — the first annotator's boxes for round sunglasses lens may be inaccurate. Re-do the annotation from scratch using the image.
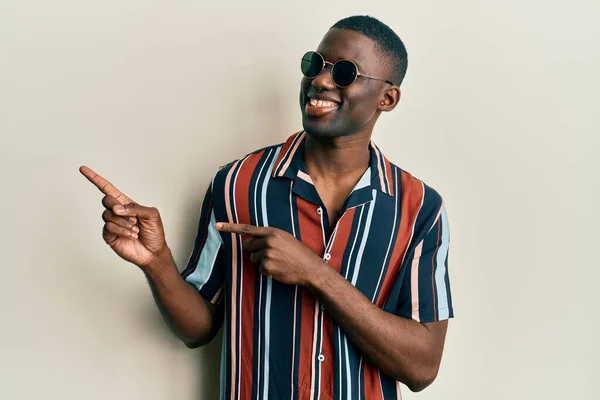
[301,52,323,78]
[332,60,358,87]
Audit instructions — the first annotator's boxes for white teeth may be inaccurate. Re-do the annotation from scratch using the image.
[309,98,337,108]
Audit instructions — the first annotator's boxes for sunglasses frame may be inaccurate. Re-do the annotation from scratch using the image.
[301,51,395,88]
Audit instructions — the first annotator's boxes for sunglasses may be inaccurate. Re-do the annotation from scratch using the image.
[301,51,395,88]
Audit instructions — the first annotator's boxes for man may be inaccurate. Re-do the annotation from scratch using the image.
[81,15,453,399]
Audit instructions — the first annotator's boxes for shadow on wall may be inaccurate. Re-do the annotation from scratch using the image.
[195,331,223,400]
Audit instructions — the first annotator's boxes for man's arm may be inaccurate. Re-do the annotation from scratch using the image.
[216,206,452,392]
[79,165,223,349]
[143,246,224,348]
[308,266,447,392]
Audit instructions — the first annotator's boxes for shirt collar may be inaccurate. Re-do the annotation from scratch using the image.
[271,131,395,197]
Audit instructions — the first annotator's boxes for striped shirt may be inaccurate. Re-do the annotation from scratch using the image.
[181,131,454,400]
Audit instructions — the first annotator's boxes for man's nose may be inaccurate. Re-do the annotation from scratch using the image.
[311,64,336,90]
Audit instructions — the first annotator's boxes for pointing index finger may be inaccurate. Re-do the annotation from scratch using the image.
[215,223,269,236]
[79,165,134,205]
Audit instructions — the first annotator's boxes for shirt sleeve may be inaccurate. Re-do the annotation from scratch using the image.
[395,204,454,323]
[180,179,225,305]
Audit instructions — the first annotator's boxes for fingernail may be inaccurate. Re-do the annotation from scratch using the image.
[132,226,139,234]
[114,205,124,213]
[215,223,223,229]
[129,217,137,224]
[131,232,138,240]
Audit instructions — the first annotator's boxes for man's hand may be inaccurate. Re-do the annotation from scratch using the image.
[215,223,328,286]
[79,165,169,269]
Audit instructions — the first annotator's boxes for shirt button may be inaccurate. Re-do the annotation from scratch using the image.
[317,207,323,215]
[320,303,326,311]
[318,354,325,362]
[324,253,331,261]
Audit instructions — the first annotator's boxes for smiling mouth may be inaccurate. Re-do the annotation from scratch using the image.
[305,98,339,117]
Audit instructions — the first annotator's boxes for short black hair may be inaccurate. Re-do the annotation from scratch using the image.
[331,15,408,86]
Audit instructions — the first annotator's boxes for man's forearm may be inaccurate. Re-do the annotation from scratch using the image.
[143,246,221,348]
[306,262,445,392]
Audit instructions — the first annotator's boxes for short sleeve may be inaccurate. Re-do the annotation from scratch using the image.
[395,205,454,323]
[180,179,225,304]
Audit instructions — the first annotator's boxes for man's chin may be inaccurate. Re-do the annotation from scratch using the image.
[302,117,339,138]
[303,125,336,139]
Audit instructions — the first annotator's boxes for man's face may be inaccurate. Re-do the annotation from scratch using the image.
[300,28,392,139]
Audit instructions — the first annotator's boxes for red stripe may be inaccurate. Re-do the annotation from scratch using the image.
[363,361,384,400]
[375,171,423,307]
[296,196,326,396]
[234,151,263,399]
[319,207,355,399]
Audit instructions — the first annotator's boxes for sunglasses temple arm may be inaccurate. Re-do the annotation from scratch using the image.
[359,73,395,86]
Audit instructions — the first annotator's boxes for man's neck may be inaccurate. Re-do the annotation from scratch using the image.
[303,133,371,183]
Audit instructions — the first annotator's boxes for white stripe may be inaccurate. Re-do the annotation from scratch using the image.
[186,209,223,290]
[344,337,352,399]
[357,357,363,399]
[434,207,450,320]
[289,181,296,236]
[290,285,298,400]
[257,276,263,396]
[351,190,377,285]
[319,209,327,249]
[261,146,281,400]
[316,307,324,400]
[325,224,339,255]
[338,328,343,398]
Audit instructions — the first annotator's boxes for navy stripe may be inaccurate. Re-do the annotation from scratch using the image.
[266,159,297,398]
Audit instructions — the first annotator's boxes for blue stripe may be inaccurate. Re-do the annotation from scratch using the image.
[185,209,223,291]
[435,207,450,320]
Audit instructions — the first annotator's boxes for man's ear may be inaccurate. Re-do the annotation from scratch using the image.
[378,86,401,112]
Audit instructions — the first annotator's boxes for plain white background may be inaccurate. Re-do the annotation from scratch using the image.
[1,1,599,399]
